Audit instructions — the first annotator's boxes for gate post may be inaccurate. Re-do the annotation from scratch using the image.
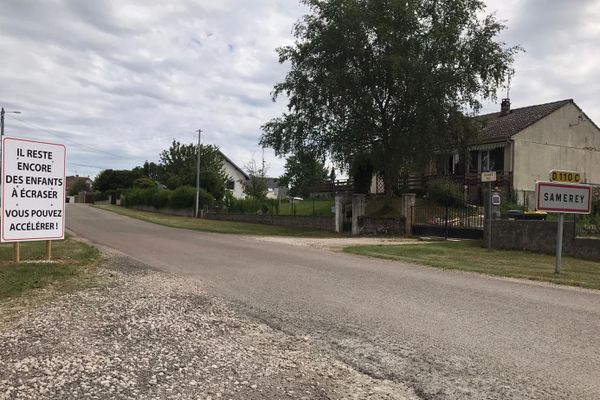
[401,193,416,235]
[334,194,344,233]
[352,194,366,236]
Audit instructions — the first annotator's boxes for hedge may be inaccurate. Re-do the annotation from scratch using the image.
[123,186,214,210]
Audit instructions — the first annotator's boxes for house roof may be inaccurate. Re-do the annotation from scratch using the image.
[475,99,573,143]
[218,150,250,181]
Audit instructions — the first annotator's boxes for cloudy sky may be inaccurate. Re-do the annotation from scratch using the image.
[1,0,598,179]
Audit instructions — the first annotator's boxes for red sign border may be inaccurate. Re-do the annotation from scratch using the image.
[1,136,67,242]
[536,181,592,214]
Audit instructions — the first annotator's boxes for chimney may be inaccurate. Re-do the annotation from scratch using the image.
[500,98,511,116]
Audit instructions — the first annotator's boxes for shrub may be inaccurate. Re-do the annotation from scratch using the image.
[133,177,157,189]
[350,153,374,194]
[592,187,600,215]
[426,177,464,207]
[152,189,171,209]
[169,186,214,209]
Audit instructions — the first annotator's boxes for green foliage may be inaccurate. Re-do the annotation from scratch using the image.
[68,177,90,196]
[169,186,198,209]
[350,154,374,194]
[279,151,328,198]
[426,177,464,207]
[123,186,213,210]
[159,141,227,200]
[133,177,157,189]
[94,169,143,192]
[152,189,171,209]
[241,159,268,200]
[261,0,520,195]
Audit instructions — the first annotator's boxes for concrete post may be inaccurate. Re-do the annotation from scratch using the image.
[352,194,366,236]
[334,194,344,233]
[400,193,416,235]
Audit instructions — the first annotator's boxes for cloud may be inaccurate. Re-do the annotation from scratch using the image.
[0,0,597,180]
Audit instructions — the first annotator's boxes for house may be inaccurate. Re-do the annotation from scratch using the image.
[65,175,93,193]
[219,151,249,199]
[371,99,600,207]
[263,177,289,200]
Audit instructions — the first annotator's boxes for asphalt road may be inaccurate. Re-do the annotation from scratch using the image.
[66,204,600,400]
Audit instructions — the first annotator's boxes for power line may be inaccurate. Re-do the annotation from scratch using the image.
[6,114,145,161]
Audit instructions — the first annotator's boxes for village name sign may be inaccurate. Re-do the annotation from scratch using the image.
[1,136,66,243]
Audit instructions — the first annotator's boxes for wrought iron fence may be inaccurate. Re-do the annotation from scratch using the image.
[574,214,600,238]
[412,204,485,230]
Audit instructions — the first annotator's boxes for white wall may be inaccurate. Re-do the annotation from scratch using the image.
[512,103,600,193]
[222,160,247,199]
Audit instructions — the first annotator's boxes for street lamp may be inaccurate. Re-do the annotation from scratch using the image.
[1,107,21,137]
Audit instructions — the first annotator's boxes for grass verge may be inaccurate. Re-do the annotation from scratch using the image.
[0,236,100,301]
[96,205,339,237]
[344,240,600,289]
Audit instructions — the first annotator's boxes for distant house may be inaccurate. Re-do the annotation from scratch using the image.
[219,151,249,199]
[263,177,289,200]
[371,98,600,207]
[65,175,93,193]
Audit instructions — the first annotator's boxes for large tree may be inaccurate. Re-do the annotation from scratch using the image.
[279,151,328,198]
[94,169,143,192]
[261,0,520,195]
[158,140,228,200]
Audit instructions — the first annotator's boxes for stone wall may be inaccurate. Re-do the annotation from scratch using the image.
[205,213,335,231]
[358,216,406,235]
[485,220,600,261]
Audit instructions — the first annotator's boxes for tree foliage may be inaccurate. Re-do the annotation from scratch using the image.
[158,140,227,200]
[68,178,90,196]
[94,169,143,192]
[241,159,268,200]
[279,151,328,198]
[261,0,520,195]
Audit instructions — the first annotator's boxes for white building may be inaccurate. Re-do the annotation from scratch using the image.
[219,151,249,199]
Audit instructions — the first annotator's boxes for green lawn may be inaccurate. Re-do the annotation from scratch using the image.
[97,205,339,237]
[277,199,334,216]
[345,240,600,289]
[0,237,100,300]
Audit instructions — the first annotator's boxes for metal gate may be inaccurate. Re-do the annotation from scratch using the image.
[411,204,484,239]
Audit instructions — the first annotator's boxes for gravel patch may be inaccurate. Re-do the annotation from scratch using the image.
[0,254,415,399]
[248,236,419,251]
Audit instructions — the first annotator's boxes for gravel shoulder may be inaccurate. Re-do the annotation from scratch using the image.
[0,251,416,400]
[248,236,420,251]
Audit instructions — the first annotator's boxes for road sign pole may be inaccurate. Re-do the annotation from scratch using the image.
[13,243,20,264]
[487,181,492,250]
[555,213,564,274]
[46,240,52,261]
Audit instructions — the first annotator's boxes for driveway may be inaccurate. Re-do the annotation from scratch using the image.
[66,204,600,399]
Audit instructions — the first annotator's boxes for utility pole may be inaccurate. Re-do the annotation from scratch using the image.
[195,129,202,218]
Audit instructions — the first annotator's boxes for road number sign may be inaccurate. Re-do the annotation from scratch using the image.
[550,170,582,183]
[1,137,66,242]
[536,181,592,214]
[481,171,497,183]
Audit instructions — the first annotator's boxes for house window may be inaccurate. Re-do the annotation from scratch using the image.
[478,148,504,172]
[226,180,235,190]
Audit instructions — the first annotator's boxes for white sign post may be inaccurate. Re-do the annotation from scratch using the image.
[481,171,497,250]
[536,181,592,273]
[1,137,66,261]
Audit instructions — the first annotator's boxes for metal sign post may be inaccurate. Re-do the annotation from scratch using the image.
[536,179,592,274]
[555,214,564,273]
[481,171,497,251]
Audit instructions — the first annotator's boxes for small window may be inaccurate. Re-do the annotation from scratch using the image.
[226,180,235,190]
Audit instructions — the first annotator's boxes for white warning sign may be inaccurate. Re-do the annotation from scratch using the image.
[1,137,66,242]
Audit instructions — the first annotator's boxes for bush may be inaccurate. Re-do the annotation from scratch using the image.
[426,177,464,207]
[592,187,600,213]
[152,189,171,209]
[133,177,157,189]
[169,186,214,209]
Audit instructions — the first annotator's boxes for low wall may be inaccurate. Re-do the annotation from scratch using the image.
[205,212,335,231]
[131,205,194,217]
[485,220,600,261]
[358,216,406,235]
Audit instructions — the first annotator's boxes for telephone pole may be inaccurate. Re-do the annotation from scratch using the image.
[195,129,202,218]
